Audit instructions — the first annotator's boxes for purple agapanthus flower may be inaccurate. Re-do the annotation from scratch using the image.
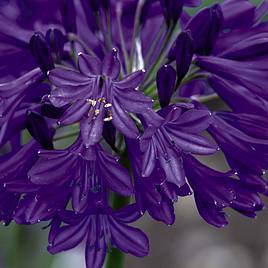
[140,105,217,187]
[184,155,264,227]
[1,0,268,267]
[48,195,148,268]
[28,136,134,203]
[48,50,152,147]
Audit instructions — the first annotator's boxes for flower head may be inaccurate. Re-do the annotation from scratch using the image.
[48,50,152,147]
[48,195,149,268]
[140,105,217,187]
[1,1,268,267]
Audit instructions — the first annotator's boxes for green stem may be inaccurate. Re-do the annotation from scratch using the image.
[143,24,176,87]
[105,248,125,268]
[53,130,79,141]
[116,3,130,72]
[67,33,97,57]
[105,149,131,268]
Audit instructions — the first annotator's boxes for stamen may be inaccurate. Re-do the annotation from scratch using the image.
[98,97,106,103]
[87,99,97,106]
[104,116,113,122]
[94,109,100,116]
[104,103,112,108]
[104,110,113,122]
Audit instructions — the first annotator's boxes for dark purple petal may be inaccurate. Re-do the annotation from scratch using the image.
[102,49,121,80]
[167,109,212,133]
[184,0,201,7]
[159,151,186,187]
[113,204,143,223]
[114,70,145,89]
[196,56,268,100]
[109,216,149,257]
[86,237,106,268]
[97,149,133,196]
[48,67,91,87]
[195,195,228,228]
[111,98,139,139]
[78,53,102,76]
[221,0,255,29]
[114,87,153,113]
[208,75,268,116]
[167,128,217,155]
[58,100,89,125]
[48,218,89,254]
[147,198,175,225]
[46,29,66,63]
[141,141,157,177]
[80,111,104,147]
[28,151,75,185]
[186,4,223,55]
[175,32,194,84]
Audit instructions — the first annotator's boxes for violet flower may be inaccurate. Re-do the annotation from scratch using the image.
[140,105,217,187]
[28,136,134,212]
[48,195,148,268]
[184,155,264,227]
[48,50,152,147]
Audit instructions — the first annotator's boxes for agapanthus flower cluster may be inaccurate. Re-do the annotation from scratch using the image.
[1,0,268,267]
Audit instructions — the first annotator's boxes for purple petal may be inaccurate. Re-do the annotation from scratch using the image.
[49,84,90,107]
[78,53,102,76]
[48,67,91,87]
[167,128,217,155]
[111,98,139,139]
[141,141,156,177]
[114,87,153,113]
[159,152,186,187]
[113,204,143,223]
[186,4,223,55]
[80,112,104,147]
[167,109,212,133]
[147,198,175,225]
[48,218,89,254]
[221,0,255,29]
[0,68,44,98]
[86,237,106,268]
[28,152,75,185]
[97,149,133,196]
[102,49,121,79]
[114,70,145,89]
[109,216,149,257]
[59,100,89,125]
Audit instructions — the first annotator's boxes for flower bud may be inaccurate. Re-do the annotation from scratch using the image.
[45,29,66,63]
[30,32,54,74]
[186,4,223,55]
[160,0,184,27]
[26,111,54,149]
[156,65,176,108]
[61,0,77,33]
